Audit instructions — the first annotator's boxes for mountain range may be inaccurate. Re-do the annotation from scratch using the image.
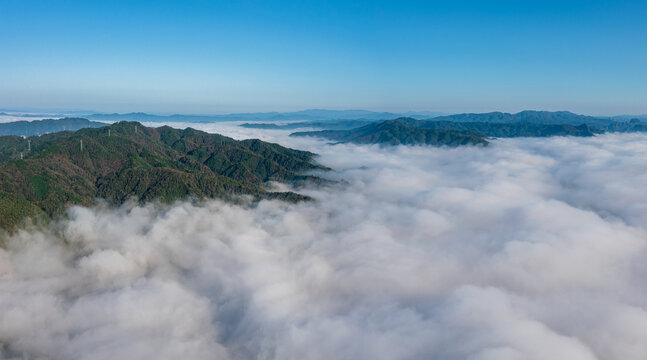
[2,111,647,227]
[291,120,490,146]
[0,117,108,137]
[0,122,324,229]
[290,115,647,146]
[428,110,608,125]
[392,118,603,137]
[242,110,646,132]
[240,120,373,130]
[83,109,647,125]
[3,109,647,124]
[82,109,446,123]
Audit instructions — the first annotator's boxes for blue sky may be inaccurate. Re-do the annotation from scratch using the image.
[1,0,645,115]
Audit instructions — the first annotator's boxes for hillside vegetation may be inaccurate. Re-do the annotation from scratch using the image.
[290,114,647,145]
[0,122,324,229]
[393,118,602,137]
[291,120,489,146]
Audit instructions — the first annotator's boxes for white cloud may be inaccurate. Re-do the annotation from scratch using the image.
[2,128,647,359]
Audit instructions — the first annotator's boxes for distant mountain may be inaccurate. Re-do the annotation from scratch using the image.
[85,112,198,122]
[289,115,616,146]
[608,115,647,121]
[0,122,324,229]
[291,120,489,147]
[0,110,96,118]
[394,118,601,137]
[603,118,647,132]
[84,110,445,123]
[242,113,615,135]
[5,109,647,125]
[0,117,108,137]
[401,117,647,135]
[285,109,396,120]
[240,120,374,130]
[427,110,612,126]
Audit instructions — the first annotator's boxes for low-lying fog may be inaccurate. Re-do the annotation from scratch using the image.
[2,122,647,360]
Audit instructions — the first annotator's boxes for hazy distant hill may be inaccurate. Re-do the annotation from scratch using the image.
[240,110,636,132]
[289,116,617,146]
[291,120,489,147]
[394,118,601,137]
[401,116,647,135]
[5,109,647,126]
[84,110,445,123]
[287,111,647,145]
[609,115,647,121]
[240,120,374,130]
[0,117,108,136]
[428,110,612,126]
[603,118,647,132]
[0,122,324,229]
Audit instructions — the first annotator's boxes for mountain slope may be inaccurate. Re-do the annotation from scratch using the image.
[427,110,611,126]
[291,120,489,146]
[394,118,601,137]
[0,122,324,229]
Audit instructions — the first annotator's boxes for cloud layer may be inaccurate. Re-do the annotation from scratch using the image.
[2,128,647,360]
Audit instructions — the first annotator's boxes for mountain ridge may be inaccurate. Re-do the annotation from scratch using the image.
[0,122,324,229]
[426,110,611,126]
[0,117,108,137]
[83,109,446,123]
[291,120,490,147]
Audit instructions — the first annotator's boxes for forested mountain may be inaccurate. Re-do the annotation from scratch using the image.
[394,118,601,137]
[289,115,647,145]
[0,117,107,136]
[291,120,489,146]
[239,110,641,135]
[0,122,324,229]
[428,110,610,126]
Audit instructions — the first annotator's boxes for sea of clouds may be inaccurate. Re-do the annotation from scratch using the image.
[2,123,647,360]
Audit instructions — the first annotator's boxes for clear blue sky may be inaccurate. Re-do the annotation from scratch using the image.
[1,0,645,115]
